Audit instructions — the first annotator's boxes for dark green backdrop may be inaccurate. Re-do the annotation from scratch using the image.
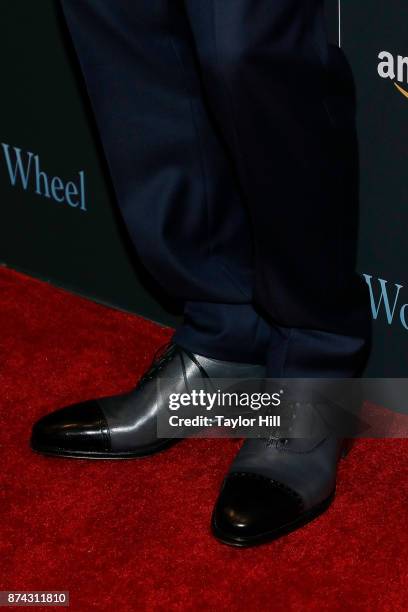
[0,0,180,327]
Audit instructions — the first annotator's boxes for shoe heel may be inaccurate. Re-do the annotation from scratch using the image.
[341,438,354,459]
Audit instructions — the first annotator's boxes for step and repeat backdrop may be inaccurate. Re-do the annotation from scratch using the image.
[0,1,407,375]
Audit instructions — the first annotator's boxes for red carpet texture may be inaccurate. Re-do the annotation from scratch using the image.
[0,265,407,612]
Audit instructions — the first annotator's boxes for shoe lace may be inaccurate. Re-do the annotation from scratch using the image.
[137,342,213,392]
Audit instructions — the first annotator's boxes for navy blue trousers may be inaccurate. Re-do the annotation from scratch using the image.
[61,0,371,376]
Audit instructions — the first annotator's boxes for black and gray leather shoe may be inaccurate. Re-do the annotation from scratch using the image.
[212,435,352,547]
[31,343,265,459]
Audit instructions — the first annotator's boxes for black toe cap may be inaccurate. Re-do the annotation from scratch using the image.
[31,401,110,456]
[212,472,305,546]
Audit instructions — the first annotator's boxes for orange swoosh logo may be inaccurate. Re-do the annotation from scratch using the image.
[394,82,408,99]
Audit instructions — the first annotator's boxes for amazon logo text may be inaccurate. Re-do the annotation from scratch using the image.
[377,51,408,99]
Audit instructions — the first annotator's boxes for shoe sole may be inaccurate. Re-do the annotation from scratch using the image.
[30,437,181,459]
[30,439,354,463]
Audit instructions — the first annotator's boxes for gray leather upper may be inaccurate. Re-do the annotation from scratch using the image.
[229,435,345,510]
[100,346,266,452]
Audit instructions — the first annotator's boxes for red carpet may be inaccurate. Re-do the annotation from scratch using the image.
[0,265,406,611]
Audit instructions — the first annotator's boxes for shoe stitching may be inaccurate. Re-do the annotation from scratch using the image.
[99,413,111,453]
